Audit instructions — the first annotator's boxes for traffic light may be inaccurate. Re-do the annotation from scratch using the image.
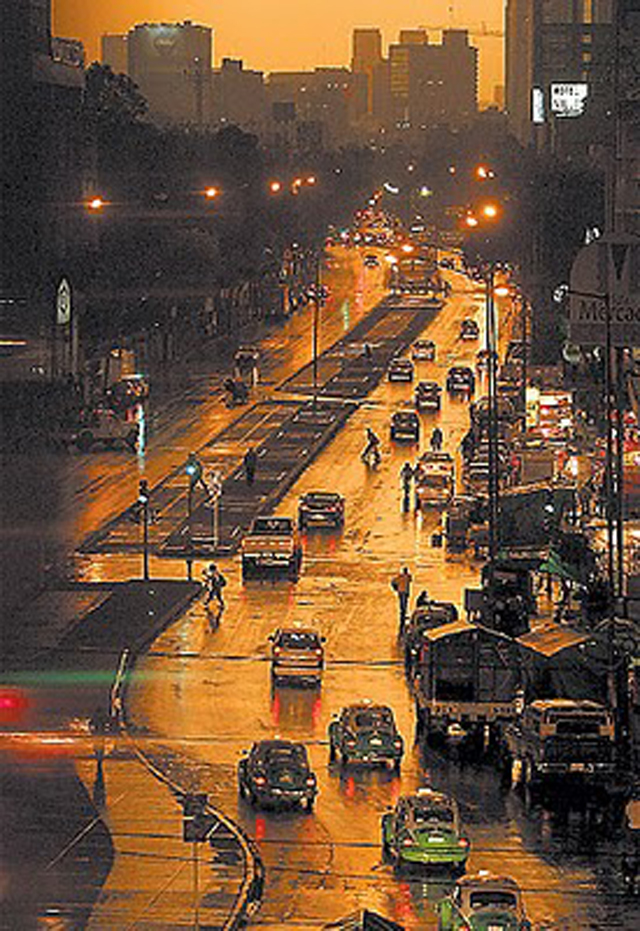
[185,453,203,487]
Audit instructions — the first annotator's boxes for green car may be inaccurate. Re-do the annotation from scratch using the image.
[328,703,404,770]
[438,872,532,930]
[381,788,469,872]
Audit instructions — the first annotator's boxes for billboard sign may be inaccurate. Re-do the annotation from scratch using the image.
[569,235,640,346]
[550,82,589,118]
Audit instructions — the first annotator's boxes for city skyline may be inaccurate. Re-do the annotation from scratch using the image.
[52,0,505,104]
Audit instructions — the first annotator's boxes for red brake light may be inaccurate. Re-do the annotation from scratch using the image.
[273,646,281,655]
[306,775,316,786]
[458,837,469,847]
[254,776,267,786]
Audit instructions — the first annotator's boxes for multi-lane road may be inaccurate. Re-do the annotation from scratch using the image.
[3,247,638,928]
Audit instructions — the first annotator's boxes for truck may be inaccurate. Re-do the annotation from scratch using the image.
[499,698,620,801]
[412,621,523,753]
[240,516,302,581]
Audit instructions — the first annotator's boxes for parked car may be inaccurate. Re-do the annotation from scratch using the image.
[59,407,139,452]
[460,318,480,340]
[364,254,379,267]
[415,380,442,412]
[238,739,318,811]
[388,357,415,383]
[298,491,345,530]
[269,627,324,686]
[438,872,531,930]
[382,788,470,873]
[412,339,436,362]
[390,410,420,443]
[447,366,475,395]
[328,702,404,770]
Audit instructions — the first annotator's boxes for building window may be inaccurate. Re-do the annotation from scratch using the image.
[583,0,593,24]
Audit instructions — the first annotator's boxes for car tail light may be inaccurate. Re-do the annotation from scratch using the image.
[346,739,356,748]
[458,837,469,848]
[394,739,403,749]
[306,776,316,787]
[254,776,267,786]
[273,647,281,656]
[402,837,414,847]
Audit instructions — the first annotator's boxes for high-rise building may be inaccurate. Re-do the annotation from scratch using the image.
[351,28,384,115]
[388,28,477,128]
[211,59,266,131]
[1,0,85,310]
[505,0,635,152]
[101,34,128,74]
[127,20,213,126]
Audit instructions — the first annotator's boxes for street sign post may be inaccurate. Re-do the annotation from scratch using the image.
[205,469,223,549]
[569,235,640,346]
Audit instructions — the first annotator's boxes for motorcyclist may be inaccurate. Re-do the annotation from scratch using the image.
[430,426,444,451]
[361,427,381,466]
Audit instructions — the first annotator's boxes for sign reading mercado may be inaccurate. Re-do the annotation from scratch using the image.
[569,235,640,347]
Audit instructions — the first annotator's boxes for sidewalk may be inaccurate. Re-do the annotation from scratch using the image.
[2,579,261,929]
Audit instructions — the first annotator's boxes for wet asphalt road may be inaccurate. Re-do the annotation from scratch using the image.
[3,249,639,928]
[127,270,640,929]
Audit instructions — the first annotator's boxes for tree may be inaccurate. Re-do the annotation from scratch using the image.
[83,63,148,131]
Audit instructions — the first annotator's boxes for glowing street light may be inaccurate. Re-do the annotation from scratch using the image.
[204,186,219,200]
[269,180,282,194]
[401,243,414,254]
[86,196,105,212]
[481,203,499,220]
[465,215,479,228]
[306,175,317,185]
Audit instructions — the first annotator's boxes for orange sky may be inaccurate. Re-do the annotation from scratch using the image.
[53,1,504,105]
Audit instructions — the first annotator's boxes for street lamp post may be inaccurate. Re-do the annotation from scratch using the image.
[138,479,151,581]
[485,265,500,567]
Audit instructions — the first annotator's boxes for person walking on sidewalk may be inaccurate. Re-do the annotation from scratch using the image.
[244,447,257,485]
[400,462,414,512]
[391,566,412,631]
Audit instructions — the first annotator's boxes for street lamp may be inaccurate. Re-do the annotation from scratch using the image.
[86,196,106,212]
[204,186,219,200]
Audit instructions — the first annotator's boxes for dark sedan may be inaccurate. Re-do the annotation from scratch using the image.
[298,491,345,530]
[238,740,318,811]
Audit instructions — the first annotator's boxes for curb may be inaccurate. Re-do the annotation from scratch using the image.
[115,625,265,928]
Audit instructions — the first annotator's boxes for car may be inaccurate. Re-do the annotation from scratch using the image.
[460,318,480,340]
[403,603,459,672]
[414,452,455,509]
[238,739,318,811]
[437,872,532,930]
[381,788,470,873]
[269,627,324,686]
[364,254,379,267]
[328,703,404,770]
[415,380,442,412]
[105,374,149,412]
[298,491,345,529]
[446,366,475,395]
[241,516,302,580]
[60,407,139,452]
[440,257,455,270]
[390,410,420,443]
[412,339,436,362]
[388,357,414,382]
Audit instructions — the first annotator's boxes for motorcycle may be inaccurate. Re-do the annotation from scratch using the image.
[361,443,381,467]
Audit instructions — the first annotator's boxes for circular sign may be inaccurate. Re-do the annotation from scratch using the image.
[562,342,582,365]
